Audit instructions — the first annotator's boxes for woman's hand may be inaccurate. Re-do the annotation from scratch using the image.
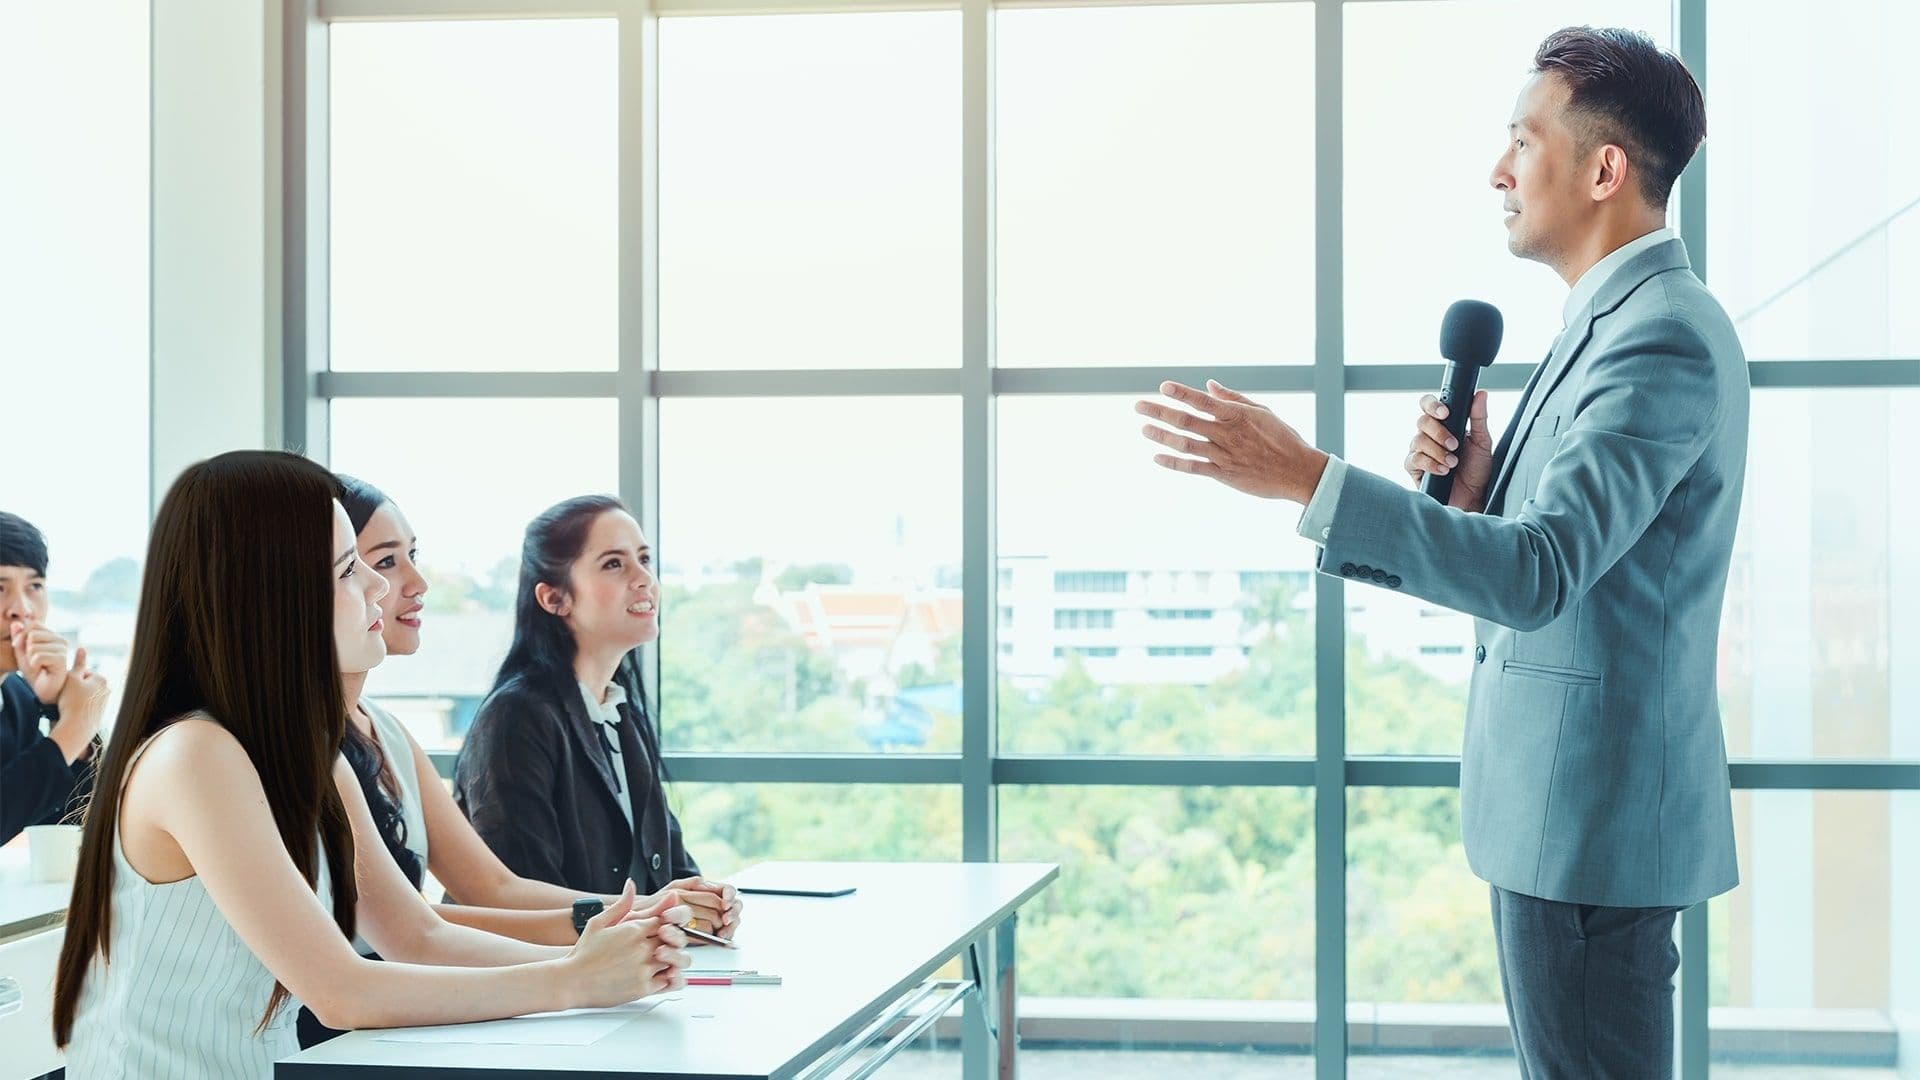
[641,877,744,941]
[566,881,690,1008]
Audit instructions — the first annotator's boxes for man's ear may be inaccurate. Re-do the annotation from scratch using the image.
[535,581,571,618]
[1592,144,1631,203]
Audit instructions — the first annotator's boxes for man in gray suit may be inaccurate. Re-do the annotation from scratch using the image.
[1137,27,1745,1077]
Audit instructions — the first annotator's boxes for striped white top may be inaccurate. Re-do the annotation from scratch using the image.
[65,733,333,1080]
[351,699,428,955]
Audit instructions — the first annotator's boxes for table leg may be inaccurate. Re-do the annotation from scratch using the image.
[995,913,1017,1080]
[962,914,1020,1080]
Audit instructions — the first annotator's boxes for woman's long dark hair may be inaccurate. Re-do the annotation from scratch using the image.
[53,451,359,1044]
[490,495,653,730]
[333,474,424,890]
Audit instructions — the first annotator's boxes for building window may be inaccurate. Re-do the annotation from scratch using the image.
[1054,570,1127,593]
[1147,646,1214,658]
[1055,608,1116,630]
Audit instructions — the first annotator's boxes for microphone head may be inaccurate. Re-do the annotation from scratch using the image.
[1439,299,1504,367]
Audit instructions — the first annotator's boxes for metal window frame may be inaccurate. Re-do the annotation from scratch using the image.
[289,0,1920,1075]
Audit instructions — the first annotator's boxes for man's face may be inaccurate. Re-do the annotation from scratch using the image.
[1490,72,1590,267]
[0,564,51,673]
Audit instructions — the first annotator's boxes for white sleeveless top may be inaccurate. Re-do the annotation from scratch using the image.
[350,699,429,955]
[65,732,334,1080]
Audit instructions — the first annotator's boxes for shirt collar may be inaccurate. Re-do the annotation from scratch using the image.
[1562,226,1675,328]
[578,680,628,730]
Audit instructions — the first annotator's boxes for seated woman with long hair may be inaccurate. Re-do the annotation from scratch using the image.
[54,452,689,1078]
[328,475,734,944]
[454,495,742,939]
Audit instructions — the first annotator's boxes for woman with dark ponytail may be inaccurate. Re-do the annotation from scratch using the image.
[453,496,743,940]
[326,477,708,952]
[53,452,689,1078]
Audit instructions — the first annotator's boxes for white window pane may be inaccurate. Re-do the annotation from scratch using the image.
[1710,791,1919,1071]
[659,13,960,370]
[658,398,961,753]
[331,398,619,750]
[1344,1,1672,364]
[1708,0,1920,359]
[1719,389,1915,761]
[996,4,1315,368]
[996,395,1316,756]
[0,1,149,710]
[330,20,617,372]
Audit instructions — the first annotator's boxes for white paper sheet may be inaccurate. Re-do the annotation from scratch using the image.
[373,997,669,1045]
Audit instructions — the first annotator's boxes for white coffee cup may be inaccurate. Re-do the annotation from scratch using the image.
[25,824,82,883]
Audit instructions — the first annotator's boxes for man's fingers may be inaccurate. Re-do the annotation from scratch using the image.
[1418,415,1459,451]
[1151,453,1223,479]
[1420,394,1448,420]
[1409,432,1458,471]
[1205,379,1255,406]
[1134,399,1219,438]
[71,646,89,674]
[1155,381,1230,418]
[1141,423,1212,460]
[1408,450,1451,478]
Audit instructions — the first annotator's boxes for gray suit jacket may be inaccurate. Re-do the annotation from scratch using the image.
[1321,238,1746,908]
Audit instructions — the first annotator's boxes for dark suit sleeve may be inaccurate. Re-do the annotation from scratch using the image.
[453,693,570,890]
[664,801,700,879]
[0,692,91,845]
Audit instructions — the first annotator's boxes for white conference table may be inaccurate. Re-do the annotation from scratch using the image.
[280,861,1056,1080]
[0,840,72,1080]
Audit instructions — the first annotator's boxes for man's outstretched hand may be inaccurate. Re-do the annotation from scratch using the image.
[1136,380,1328,504]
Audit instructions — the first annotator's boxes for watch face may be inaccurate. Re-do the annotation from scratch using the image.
[574,898,604,933]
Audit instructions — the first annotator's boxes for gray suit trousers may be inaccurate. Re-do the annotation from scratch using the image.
[1491,886,1682,1079]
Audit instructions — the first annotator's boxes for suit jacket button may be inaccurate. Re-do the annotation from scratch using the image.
[1475,644,1487,663]
[651,853,663,872]
[1371,569,1388,583]
[1340,562,1357,576]
[1355,564,1372,577]
[1386,575,1402,589]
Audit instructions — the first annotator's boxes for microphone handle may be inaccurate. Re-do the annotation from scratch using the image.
[1417,361,1481,504]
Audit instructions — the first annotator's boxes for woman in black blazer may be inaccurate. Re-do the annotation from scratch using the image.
[453,495,742,938]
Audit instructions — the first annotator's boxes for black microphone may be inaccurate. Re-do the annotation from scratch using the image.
[1420,299,1504,505]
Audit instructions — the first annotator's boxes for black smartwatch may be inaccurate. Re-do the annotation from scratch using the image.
[572,898,604,938]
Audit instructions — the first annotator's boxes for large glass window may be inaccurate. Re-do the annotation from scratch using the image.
[1000,786,1314,1046]
[330,20,618,372]
[995,3,1315,368]
[659,13,960,370]
[1710,791,1919,1072]
[998,395,1316,756]
[1707,0,1920,360]
[1719,390,1914,761]
[0,1,150,704]
[1344,0,1671,365]
[309,3,1920,1075]
[657,397,962,753]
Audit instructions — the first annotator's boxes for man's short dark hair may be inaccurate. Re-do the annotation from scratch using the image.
[1532,26,1706,211]
[0,512,49,576]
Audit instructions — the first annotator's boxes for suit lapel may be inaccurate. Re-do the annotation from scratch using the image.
[1486,322,1589,512]
[1484,238,1694,513]
[559,684,633,840]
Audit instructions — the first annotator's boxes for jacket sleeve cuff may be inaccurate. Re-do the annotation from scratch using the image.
[1295,454,1348,545]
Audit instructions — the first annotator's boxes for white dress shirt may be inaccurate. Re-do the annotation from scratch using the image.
[1296,226,1677,544]
[579,680,635,831]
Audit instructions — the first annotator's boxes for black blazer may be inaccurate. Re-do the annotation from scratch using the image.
[1,671,96,845]
[452,672,698,898]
